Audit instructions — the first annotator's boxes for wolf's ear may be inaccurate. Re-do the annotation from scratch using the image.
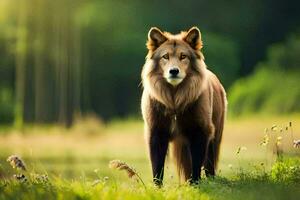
[147,27,167,50]
[184,27,203,50]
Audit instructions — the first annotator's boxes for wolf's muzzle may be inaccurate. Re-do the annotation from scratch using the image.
[169,68,179,77]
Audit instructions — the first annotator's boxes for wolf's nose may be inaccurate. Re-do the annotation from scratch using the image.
[169,68,179,76]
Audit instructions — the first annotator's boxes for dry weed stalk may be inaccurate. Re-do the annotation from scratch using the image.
[7,155,26,171]
[7,155,27,182]
[109,160,146,187]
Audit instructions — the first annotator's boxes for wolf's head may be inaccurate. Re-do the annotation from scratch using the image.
[145,27,204,86]
[142,27,208,109]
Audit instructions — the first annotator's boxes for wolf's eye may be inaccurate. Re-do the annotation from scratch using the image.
[180,54,187,60]
[162,53,169,60]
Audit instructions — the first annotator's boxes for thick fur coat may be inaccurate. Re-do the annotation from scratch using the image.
[141,27,227,185]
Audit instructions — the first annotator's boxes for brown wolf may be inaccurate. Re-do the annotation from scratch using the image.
[141,27,227,185]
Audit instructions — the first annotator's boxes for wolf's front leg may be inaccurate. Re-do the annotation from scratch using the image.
[189,129,210,184]
[148,129,170,186]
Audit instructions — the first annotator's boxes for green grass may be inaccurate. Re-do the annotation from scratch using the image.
[1,159,300,200]
[0,116,300,199]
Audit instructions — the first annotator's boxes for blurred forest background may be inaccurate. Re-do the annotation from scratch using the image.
[1,0,300,127]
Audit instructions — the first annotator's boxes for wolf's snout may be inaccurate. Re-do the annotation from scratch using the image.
[169,68,179,77]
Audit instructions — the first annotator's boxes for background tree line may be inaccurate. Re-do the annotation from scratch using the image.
[0,0,300,126]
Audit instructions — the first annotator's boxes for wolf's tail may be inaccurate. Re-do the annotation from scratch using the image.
[171,137,192,182]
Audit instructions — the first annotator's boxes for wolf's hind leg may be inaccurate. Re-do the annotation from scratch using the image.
[204,141,216,177]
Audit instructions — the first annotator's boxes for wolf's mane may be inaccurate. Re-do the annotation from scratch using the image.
[142,57,208,112]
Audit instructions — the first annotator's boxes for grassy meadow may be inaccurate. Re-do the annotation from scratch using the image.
[1,1,300,199]
[0,115,300,200]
